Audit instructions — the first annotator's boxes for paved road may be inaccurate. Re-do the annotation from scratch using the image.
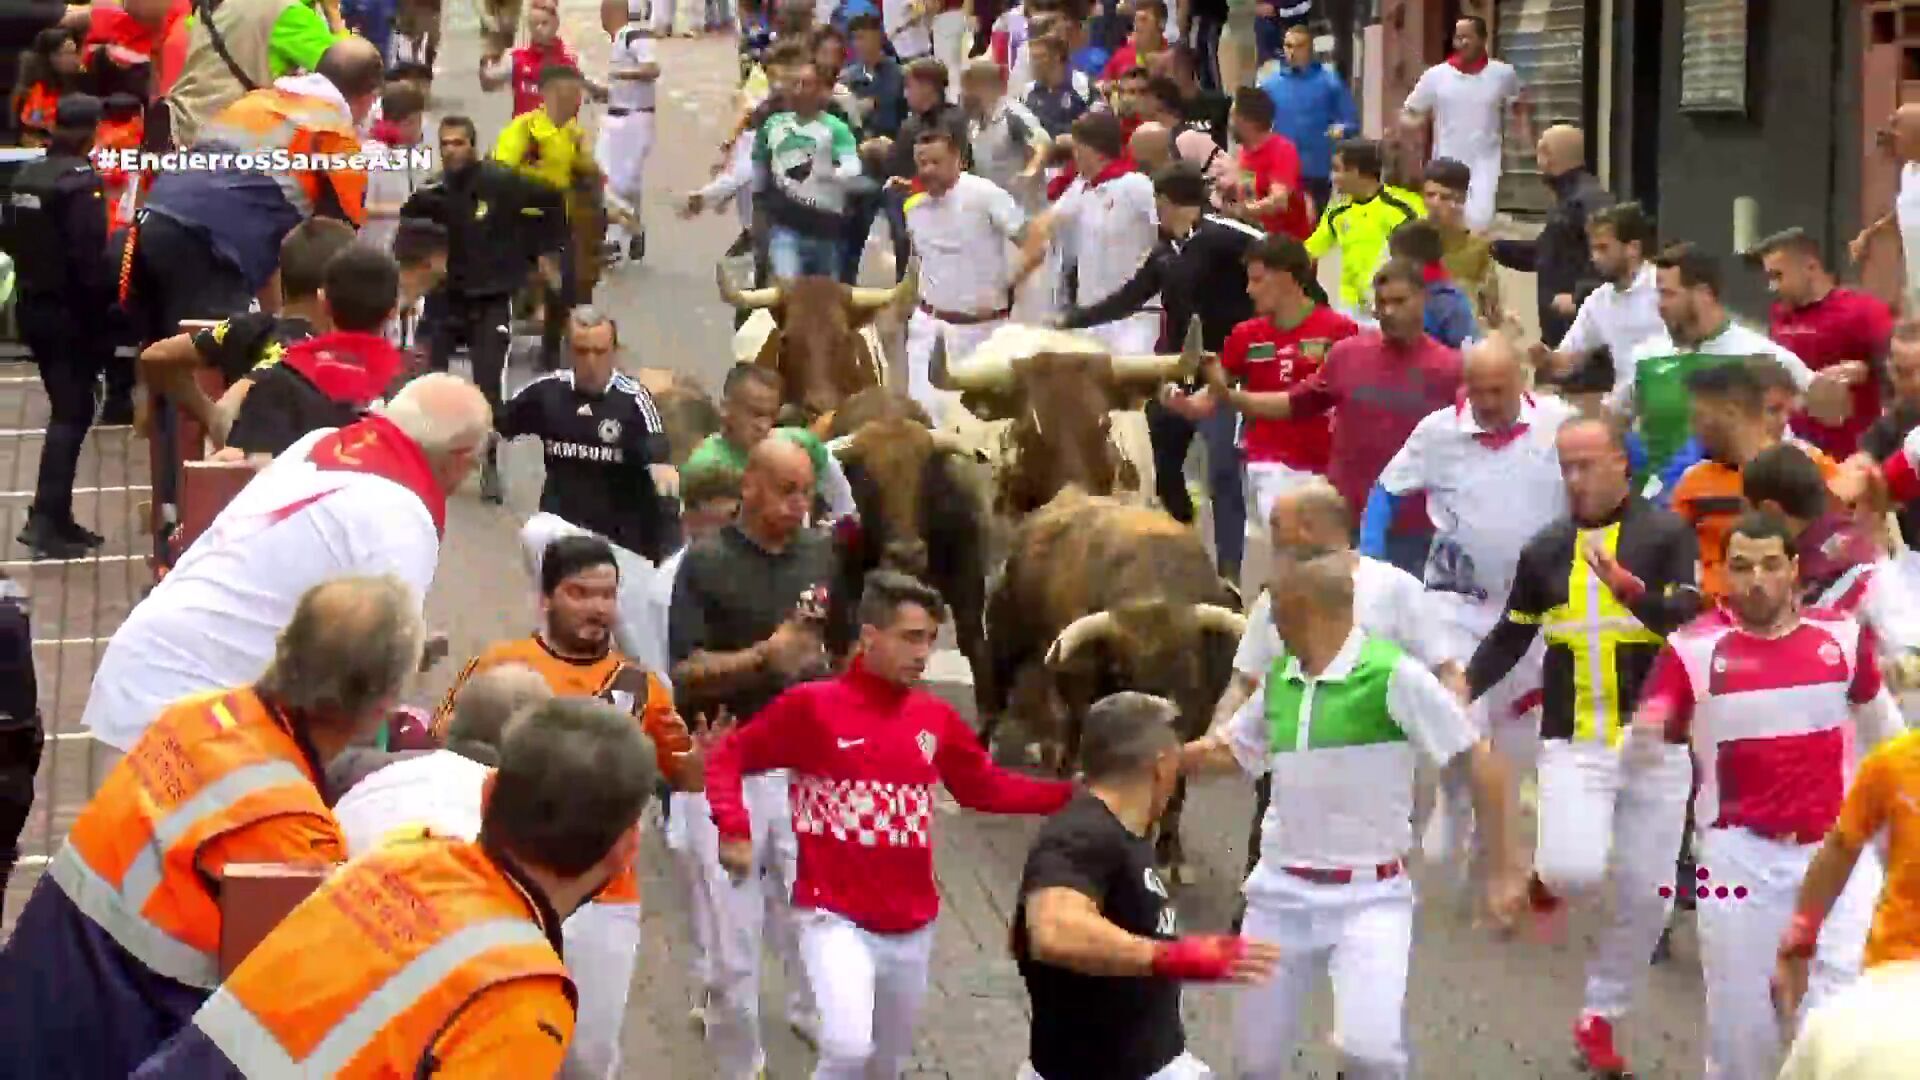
[4,6,1710,1075]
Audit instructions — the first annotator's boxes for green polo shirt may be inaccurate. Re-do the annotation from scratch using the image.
[684,429,832,494]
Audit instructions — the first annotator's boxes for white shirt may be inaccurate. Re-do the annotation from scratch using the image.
[1377,394,1573,608]
[1780,960,1920,1080]
[1052,170,1158,307]
[1606,320,1816,415]
[907,172,1028,313]
[1559,263,1666,395]
[1227,627,1478,875]
[359,136,422,254]
[607,26,658,112]
[1234,555,1452,676]
[1900,164,1920,302]
[335,750,489,855]
[882,0,933,58]
[1403,60,1521,165]
[968,97,1046,194]
[83,427,440,751]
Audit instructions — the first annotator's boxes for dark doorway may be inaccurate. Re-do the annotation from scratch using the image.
[1628,0,1662,215]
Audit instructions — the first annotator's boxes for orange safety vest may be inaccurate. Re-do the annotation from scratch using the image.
[182,837,575,1076]
[96,113,146,232]
[196,86,368,225]
[17,82,59,135]
[434,638,686,904]
[50,686,340,990]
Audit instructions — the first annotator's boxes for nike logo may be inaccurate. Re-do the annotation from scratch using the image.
[837,738,865,749]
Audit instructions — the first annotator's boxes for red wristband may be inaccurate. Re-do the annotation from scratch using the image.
[1150,934,1245,982]
[1779,911,1821,959]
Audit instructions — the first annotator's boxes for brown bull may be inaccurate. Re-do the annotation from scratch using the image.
[632,368,721,468]
[986,490,1245,881]
[718,264,915,426]
[821,388,995,719]
[933,320,1203,515]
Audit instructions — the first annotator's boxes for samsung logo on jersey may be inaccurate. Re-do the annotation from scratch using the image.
[546,441,625,463]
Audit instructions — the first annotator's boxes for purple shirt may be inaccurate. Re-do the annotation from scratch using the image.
[1295,330,1464,534]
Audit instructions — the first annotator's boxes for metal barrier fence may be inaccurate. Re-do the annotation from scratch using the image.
[0,355,151,930]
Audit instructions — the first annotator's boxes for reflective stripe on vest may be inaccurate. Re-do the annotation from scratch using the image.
[1538,521,1662,747]
[198,92,353,216]
[193,918,554,1074]
[50,757,311,989]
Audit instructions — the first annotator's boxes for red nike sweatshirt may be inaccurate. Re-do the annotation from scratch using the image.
[706,659,1073,934]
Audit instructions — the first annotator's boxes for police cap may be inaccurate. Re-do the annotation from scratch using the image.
[54,94,103,130]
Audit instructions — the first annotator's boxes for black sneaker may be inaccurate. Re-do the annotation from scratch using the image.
[55,518,104,548]
[16,515,93,560]
[628,232,646,262]
[724,230,752,259]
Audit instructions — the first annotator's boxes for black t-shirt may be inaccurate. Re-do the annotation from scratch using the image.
[1012,792,1185,1080]
[225,364,362,457]
[498,370,680,561]
[667,524,837,724]
[1861,401,1920,546]
[1181,91,1231,150]
[191,313,318,386]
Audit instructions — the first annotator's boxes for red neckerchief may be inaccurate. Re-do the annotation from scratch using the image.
[1456,390,1532,450]
[1448,53,1489,75]
[280,331,406,409]
[308,414,447,537]
[368,118,413,147]
[1086,157,1134,188]
[1047,166,1076,202]
[1422,262,1451,285]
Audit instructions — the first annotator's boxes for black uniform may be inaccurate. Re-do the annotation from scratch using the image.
[404,160,565,415]
[6,137,116,556]
[497,369,681,561]
[1062,213,1266,576]
[0,574,40,922]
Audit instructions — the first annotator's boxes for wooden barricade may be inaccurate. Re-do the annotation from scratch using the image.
[217,864,333,977]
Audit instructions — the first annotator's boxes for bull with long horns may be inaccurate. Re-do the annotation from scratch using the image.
[718,262,917,429]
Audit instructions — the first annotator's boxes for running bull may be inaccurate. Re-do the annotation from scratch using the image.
[986,490,1245,880]
[718,263,916,428]
[933,319,1203,516]
[822,389,995,719]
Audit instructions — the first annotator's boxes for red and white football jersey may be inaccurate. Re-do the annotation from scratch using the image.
[1645,609,1883,842]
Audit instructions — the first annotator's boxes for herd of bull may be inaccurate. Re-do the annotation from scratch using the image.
[631,266,1248,879]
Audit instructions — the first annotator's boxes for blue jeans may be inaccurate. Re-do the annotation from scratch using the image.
[1147,399,1246,577]
[769,225,843,279]
[840,189,910,284]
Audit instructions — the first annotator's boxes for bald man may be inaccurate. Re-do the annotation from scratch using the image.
[669,433,830,1076]
[1487,124,1612,347]
[1129,120,1173,173]
[1852,103,1920,311]
[1185,551,1522,1078]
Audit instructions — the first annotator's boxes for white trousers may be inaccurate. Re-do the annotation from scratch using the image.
[1457,152,1502,232]
[1534,738,1692,1021]
[1235,875,1415,1079]
[931,11,972,102]
[559,900,642,1079]
[709,770,816,1079]
[596,110,655,244]
[1695,826,1882,1080]
[798,909,937,1080]
[1084,311,1163,355]
[1017,1051,1214,1079]
[667,789,726,995]
[1246,461,1319,527]
[905,307,1004,423]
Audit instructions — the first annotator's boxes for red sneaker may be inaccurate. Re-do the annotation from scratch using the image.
[1528,876,1568,944]
[1572,1014,1629,1076]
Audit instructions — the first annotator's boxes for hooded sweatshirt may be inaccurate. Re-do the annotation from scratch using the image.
[225,329,405,456]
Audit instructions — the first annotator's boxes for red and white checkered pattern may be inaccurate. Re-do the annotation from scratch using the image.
[792,776,934,849]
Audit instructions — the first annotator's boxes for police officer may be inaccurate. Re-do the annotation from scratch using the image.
[8,94,115,560]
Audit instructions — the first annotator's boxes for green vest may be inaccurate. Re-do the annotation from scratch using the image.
[1265,635,1407,754]
[1633,349,1742,482]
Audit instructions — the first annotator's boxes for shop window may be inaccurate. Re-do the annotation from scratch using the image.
[1679,0,1748,114]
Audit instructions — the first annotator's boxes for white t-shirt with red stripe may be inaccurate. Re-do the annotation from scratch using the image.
[1645,609,1885,843]
[83,426,441,751]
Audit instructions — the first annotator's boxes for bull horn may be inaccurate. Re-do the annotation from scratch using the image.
[717,263,780,310]
[1107,316,1206,383]
[944,348,1022,393]
[1192,604,1248,639]
[1045,611,1119,668]
[848,258,918,311]
[928,328,950,390]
